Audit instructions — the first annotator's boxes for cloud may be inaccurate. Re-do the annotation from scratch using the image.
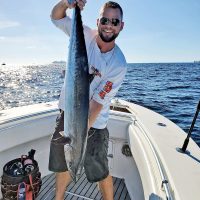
[0,36,37,44]
[0,36,5,40]
[26,45,37,49]
[0,20,20,29]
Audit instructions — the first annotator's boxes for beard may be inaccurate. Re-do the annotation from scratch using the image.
[98,28,119,43]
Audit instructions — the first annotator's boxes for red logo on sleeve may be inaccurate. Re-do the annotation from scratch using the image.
[103,81,113,93]
[99,90,106,99]
[98,81,113,99]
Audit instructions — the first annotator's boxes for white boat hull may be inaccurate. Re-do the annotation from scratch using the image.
[0,100,200,200]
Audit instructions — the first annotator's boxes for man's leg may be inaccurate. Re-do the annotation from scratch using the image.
[49,111,72,200]
[84,128,113,199]
[99,175,113,200]
[55,171,72,200]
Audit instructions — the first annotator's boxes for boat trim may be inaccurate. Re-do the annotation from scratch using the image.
[134,119,174,200]
[0,108,59,128]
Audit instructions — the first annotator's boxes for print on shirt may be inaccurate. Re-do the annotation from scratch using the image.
[91,66,102,77]
[103,81,113,93]
[99,81,113,99]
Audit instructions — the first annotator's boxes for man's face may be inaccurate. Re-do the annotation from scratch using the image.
[97,7,124,43]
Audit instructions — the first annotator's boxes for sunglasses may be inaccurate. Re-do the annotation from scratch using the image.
[100,17,121,26]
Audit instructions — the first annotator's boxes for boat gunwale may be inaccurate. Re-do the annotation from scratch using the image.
[132,120,174,200]
[0,108,59,127]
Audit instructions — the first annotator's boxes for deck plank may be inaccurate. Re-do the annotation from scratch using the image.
[36,173,130,200]
[114,179,126,199]
[37,173,55,200]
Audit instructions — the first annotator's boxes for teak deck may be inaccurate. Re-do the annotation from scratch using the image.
[37,172,131,200]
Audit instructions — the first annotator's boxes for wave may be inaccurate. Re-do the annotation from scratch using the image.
[166,85,191,90]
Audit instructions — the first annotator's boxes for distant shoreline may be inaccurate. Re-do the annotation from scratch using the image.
[2,61,199,67]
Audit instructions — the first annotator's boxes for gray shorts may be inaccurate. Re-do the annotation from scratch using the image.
[48,111,109,183]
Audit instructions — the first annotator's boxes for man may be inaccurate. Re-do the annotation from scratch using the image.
[49,0,127,199]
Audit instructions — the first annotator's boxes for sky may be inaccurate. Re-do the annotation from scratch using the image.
[0,0,200,66]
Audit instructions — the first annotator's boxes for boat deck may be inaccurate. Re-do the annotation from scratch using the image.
[37,172,131,200]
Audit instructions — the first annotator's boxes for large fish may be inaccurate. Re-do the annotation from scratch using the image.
[63,5,89,181]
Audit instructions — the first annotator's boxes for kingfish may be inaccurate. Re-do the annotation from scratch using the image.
[64,5,89,181]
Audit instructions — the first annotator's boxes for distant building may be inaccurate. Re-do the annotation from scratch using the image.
[52,61,66,65]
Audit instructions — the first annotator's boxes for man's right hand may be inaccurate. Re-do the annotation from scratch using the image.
[52,0,86,20]
[62,0,86,10]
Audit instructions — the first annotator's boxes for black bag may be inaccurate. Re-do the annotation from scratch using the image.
[1,151,42,200]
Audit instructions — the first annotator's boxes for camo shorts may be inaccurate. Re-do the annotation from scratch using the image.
[48,111,109,183]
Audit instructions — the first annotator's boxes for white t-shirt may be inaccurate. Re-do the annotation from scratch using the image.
[52,16,127,129]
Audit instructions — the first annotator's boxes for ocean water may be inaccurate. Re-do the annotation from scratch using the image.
[0,62,200,146]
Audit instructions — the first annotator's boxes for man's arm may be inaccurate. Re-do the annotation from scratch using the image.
[51,1,68,20]
[88,99,103,129]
